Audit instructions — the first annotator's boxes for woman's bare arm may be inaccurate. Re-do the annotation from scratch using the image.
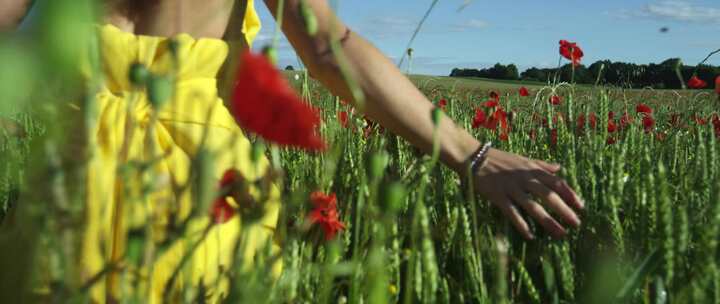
[0,0,32,31]
[262,0,584,239]
[263,0,479,173]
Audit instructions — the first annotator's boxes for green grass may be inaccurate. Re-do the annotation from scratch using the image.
[271,77,720,304]
[3,74,719,303]
[410,75,549,89]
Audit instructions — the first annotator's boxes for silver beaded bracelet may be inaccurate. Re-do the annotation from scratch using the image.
[469,142,493,175]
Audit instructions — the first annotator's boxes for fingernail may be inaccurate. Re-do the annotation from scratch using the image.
[576,196,585,209]
[569,212,581,226]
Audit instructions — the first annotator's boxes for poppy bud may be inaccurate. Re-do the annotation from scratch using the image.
[368,152,389,180]
[300,0,318,36]
[251,141,266,164]
[381,182,406,213]
[128,62,150,86]
[126,232,146,266]
[147,75,173,108]
[168,38,180,59]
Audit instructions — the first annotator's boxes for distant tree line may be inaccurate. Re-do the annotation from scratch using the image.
[450,63,520,81]
[450,58,720,89]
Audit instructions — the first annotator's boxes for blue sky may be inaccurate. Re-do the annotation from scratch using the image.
[252,0,720,76]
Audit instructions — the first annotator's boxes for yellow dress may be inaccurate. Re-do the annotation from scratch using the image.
[81,1,280,302]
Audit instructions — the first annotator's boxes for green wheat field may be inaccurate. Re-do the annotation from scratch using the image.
[1,2,720,304]
[2,72,720,302]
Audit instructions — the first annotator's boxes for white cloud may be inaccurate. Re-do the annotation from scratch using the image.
[645,1,720,22]
[609,1,720,23]
[450,19,490,32]
[356,16,419,39]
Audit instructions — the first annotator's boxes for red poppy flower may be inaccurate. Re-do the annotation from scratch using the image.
[219,169,241,188]
[712,114,720,138]
[642,116,655,132]
[308,191,346,240]
[619,112,633,130]
[338,111,349,128]
[544,113,565,128]
[211,169,243,224]
[211,197,235,224]
[231,51,326,151]
[636,103,652,115]
[550,95,562,106]
[559,40,584,67]
[490,108,510,132]
[472,108,487,129]
[606,136,617,145]
[608,111,615,120]
[589,113,598,129]
[483,99,499,108]
[519,87,529,97]
[692,114,708,125]
[438,98,448,110]
[688,75,707,89]
[715,76,720,95]
[550,128,558,146]
[499,131,509,141]
[576,114,586,131]
[489,91,499,100]
[607,120,618,133]
[577,113,598,131]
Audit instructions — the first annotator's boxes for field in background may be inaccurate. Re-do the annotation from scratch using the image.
[3,72,719,303]
[268,74,720,303]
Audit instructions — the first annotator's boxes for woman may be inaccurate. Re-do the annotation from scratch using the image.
[1,0,584,302]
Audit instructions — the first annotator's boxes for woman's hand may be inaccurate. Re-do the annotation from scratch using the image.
[471,148,584,240]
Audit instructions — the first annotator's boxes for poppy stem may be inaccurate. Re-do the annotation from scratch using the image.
[693,47,720,75]
[674,60,687,90]
[396,0,440,69]
[271,0,286,48]
[161,223,214,302]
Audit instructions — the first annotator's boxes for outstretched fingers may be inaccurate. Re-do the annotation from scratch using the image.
[524,179,581,228]
[491,195,534,240]
[534,160,561,173]
[534,170,585,210]
[508,188,567,239]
